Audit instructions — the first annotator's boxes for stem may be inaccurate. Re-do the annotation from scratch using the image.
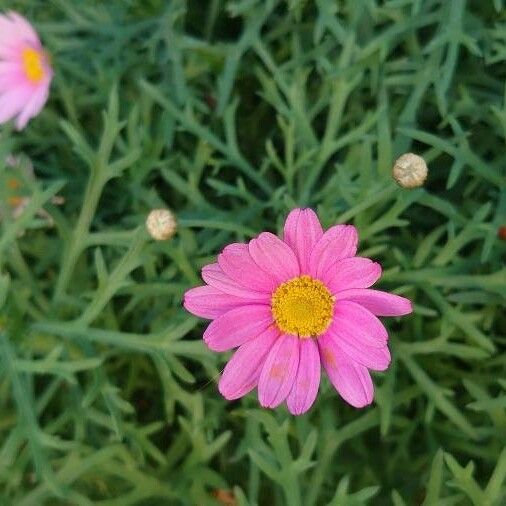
[271,424,302,506]
[139,79,273,195]
[282,478,302,506]
[52,169,107,304]
[0,332,63,496]
[76,227,147,326]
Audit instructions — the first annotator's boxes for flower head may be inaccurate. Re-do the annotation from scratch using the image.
[0,11,53,130]
[392,153,428,189]
[146,208,177,241]
[184,209,412,415]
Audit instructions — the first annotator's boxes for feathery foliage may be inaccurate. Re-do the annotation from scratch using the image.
[0,0,505,504]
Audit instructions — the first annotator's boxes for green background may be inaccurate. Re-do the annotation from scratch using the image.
[0,0,505,504]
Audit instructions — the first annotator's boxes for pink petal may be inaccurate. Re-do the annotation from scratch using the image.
[318,332,374,408]
[0,85,31,124]
[1,12,40,46]
[0,71,25,92]
[183,285,254,319]
[332,301,388,348]
[15,83,49,130]
[286,338,320,415]
[0,62,22,75]
[326,321,391,371]
[218,327,280,400]
[202,263,269,301]
[258,334,300,408]
[249,232,299,284]
[324,257,382,293]
[0,42,21,59]
[335,289,413,316]
[203,305,273,352]
[218,243,277,293]
[309,225,358,280]
[0,16,23,47]
[283,208,323,273]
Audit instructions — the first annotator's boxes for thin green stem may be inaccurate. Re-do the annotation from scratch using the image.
[52,169,107,304]
[139,79,273,195]
[0,332,63,497]
[76,227,147,326]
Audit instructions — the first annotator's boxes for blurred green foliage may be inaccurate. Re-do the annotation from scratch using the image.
[0,0,505,504]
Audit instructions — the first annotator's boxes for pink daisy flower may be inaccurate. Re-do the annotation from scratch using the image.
[0,11,53,130]
[184,208,412,415]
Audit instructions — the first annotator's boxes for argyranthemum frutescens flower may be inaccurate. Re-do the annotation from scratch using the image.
[184,208,412,415]
[0,11,53,129]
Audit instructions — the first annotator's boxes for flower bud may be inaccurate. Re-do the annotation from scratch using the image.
[392,153,428,188]
[146,209,177,241]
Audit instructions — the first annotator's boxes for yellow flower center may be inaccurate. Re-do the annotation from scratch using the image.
[22,48,45,83]
[271,275,334,338]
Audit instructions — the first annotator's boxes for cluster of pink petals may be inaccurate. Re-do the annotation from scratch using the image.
[0,11,52,130]
[184,208,412,415]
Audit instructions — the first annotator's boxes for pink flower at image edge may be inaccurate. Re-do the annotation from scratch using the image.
[184,209,412,415]
[0,11,52,130]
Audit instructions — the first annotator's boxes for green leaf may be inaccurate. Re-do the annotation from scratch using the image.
[399,353,479,440]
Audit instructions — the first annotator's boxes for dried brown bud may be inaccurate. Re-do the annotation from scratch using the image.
[146,209,177,241]
[392,153,428,188]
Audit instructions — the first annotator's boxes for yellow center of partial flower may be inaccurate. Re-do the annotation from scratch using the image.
[22,48,45,83]
[271,275,334,338]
